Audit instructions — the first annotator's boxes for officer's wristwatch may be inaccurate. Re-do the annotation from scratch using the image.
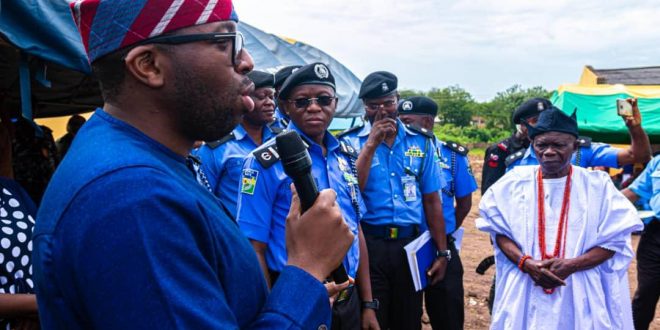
[362,299,379,310]
[437,249,452,262]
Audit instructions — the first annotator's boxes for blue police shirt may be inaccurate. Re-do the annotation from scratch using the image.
[236,122,365,277]
[32,109,331,329]
[628,155,660,219]
[340,120,445,226]
[270,107,289,129]
[434,138,478,234]
[194,124,278,218]
[507,141,619,171]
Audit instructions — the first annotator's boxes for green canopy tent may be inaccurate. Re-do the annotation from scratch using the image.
[551,84,660,144]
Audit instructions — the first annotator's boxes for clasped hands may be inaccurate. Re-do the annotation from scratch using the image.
[520,257,578,290]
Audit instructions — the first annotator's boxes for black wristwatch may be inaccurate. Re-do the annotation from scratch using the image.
[362,299,379,310]
[437,249,452,262]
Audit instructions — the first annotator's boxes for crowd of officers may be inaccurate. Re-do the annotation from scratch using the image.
[195,62,656,330]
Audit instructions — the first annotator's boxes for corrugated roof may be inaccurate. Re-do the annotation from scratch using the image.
[587,65,660,85]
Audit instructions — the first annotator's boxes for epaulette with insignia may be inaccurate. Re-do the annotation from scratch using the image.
[339,141,359,158]
[497,142,508,152]
[205,132,235,149]
[271,126,284,134]
[505,149,525,167]
[444,141,469,156]
[252,140,281,169]
[336,124,364,139]
[405,124,434,139]
[577,136,592,147]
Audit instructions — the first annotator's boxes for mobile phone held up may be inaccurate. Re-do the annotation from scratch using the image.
[616,99,633,117]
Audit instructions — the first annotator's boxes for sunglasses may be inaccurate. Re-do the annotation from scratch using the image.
[137,32,245,65]
[288,96,337,109]
[366,99,397,111]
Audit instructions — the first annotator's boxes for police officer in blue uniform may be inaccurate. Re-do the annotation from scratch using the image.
[505,98,651,171]
[623,154,660,330]
[338,71,449,330]
[195,70,280,219]
[236,63,378,329]
[398,96,478,330]
[270,65,302,130]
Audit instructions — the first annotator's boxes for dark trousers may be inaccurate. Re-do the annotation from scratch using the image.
[366,235,422,330]
[425,240,464,330]
[633,220,660,330]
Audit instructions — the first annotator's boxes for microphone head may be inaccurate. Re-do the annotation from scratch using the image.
[275,131,312,176]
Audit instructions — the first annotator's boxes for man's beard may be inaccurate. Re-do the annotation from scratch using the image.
[171,66,244,142]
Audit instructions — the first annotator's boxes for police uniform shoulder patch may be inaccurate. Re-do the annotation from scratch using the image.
[270,126,284,134]
[339,141,359,158]
[404,124,434,139]
[205,132,235,149]
[577,136,592,147]
[336,124,364,139]
[505,149,525,167]
[444,140,469,156]
[252,140,281,169]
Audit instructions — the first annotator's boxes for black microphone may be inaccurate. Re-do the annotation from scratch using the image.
[276,130,349,284]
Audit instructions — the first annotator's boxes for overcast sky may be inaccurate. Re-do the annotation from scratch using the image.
[234,1,660,101]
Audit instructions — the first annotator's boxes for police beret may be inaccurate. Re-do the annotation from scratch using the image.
[398,96,438,116]
[274,65,303,89]
[359,71,397,99]
[527,107,579,139]
[247,70,275,89]
[512,98,553,124]
[278,63,335,100]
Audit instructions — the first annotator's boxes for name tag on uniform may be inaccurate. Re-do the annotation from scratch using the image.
[402,175,417,202]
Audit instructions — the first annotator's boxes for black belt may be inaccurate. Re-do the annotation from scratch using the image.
[362,223,420,239]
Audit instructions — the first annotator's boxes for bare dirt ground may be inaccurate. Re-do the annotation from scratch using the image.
[421,155,660,329]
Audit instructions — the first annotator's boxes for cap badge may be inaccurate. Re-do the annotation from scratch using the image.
[402,101,413,111]
[314,64,329,79]
[382,82,389,92]
[537,102,545,111]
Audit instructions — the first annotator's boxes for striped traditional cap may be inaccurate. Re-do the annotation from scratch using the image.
[69,0,238,63]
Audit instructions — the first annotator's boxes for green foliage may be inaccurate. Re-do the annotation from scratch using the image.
[432,124,510,145]
[478,85,552,129]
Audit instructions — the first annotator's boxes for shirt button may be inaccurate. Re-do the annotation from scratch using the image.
[318,325,328,330]
[394,194,399,198]
[391,172,395,177]
[390,151,393,154]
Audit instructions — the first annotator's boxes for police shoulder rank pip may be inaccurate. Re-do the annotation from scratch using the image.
[505,149,525,167]
[577,136,592,147]
[404,124,434,139]
[444,141,469,156]
[205,132,235,149]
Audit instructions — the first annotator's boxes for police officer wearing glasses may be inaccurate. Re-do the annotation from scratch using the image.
[339,71,449,330]
[236,63,379,329]
[399,96,478,330]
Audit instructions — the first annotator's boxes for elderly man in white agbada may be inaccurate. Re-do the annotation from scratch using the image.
[477,106,644,329]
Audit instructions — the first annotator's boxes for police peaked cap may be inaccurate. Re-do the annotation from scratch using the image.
[526,107,579,139]
[278,63,336,99]
[398,96,438,116]
[359,71,398,99]
[274,65,303,89]
[247,70,275,89]
[512,98,553,124]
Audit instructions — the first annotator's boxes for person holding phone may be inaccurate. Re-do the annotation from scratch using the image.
[505,97,651,170]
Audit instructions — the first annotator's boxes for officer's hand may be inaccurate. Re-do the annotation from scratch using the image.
[623,98,642,128]
[286,185,354,283]
[523,258,566,289]
[361,308,380,330]
[367,117,397,146]
[325,278,353,306]
[426,257,448,285]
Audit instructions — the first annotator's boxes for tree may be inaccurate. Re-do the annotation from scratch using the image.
[427,86,476,127]
[480,85,552,129]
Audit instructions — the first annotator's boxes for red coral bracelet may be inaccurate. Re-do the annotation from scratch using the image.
[518,255,532,272]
